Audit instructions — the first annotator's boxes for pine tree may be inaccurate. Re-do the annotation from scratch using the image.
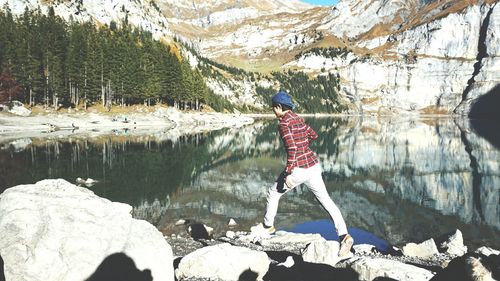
[0,68,22,104]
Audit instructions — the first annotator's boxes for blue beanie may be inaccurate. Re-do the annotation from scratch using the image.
[272,91,295,109]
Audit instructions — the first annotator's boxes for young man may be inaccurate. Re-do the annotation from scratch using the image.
[252,91,354,256]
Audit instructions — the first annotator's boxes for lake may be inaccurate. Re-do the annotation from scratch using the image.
[0,116,498,251]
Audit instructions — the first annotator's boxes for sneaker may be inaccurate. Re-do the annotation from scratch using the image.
[250,223,276,235]
[338,234,354,256]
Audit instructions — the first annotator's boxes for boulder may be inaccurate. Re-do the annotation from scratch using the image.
[259,231,326,249]
[351,257,435,281]
[475,246,500,256]
[226,230,236,239]
[176,243,269,281]
[430,253,500,281]
[0,179,173,281]
[301,240,348,267]
[353,244,377,255]
[8,101,31,116]
[438,229,467,256]
[228,218,238,226]
[402,238,439,258]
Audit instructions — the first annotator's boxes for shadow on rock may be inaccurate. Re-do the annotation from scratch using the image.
[469,84,500,149]
[264,251,358,281]
[430,253,500,281]
[1,254,5,281]
[86,252,152,281]
[239,269,259,281]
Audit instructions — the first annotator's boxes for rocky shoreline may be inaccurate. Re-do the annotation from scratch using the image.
[166,225,499,281]
[0,179,498,281]
[0,106,254,142]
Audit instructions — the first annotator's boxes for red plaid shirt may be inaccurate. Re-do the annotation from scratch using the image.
[278,111,319,173]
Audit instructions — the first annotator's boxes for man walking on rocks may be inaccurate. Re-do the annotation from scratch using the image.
[252,91,354,257]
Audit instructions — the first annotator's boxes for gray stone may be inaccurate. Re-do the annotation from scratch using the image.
[351,257,435,281]
[176,243,269,281]
[353,244,376,255]
[228,218,238,226]
[439,229,467,256]
[0,179,173,281]
[403,238,439,258]
[259,231,325,248]
[226,230,236,239]
[475,246,500,256]
[277,256,295,268]
[8,101,31,116]
[301,240,347,267]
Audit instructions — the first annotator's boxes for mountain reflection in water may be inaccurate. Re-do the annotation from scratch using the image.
[0,116,498,250]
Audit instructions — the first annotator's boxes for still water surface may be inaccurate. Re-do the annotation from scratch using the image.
[0,116,498,251]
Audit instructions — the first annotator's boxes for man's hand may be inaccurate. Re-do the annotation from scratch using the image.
[273,104,284,118]
[276,171,288,193]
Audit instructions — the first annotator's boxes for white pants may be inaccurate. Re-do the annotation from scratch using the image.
[263,163,348,236]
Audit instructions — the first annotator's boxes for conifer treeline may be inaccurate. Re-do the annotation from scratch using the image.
[256,70,345,113]
[0,6,230,111]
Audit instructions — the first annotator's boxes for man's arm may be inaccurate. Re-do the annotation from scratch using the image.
[307,124,318,141]
[278,122,297,174]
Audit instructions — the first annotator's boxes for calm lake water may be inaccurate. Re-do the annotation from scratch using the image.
[0,116,499,251]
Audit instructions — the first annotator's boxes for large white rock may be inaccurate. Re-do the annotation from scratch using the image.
[353,244,376,255]
[0,179,174,281]
[176,243,270,281]
[259,231,326,248]
[439,229,467,256]
[351,257,435,281]
[402,238,439,258]
[301,240,345,267]
[8,101,31,117]
[475,246,500,256]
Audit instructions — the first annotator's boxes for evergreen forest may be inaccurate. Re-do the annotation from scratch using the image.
[256,70,345,113]
[0,6,231,111]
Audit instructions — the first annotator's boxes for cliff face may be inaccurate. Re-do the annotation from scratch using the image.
[179,0,500,115]
[333,2,500,115]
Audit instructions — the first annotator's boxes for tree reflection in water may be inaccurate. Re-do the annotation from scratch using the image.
[0,116,498,249]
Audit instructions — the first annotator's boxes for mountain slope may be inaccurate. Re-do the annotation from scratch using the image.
[169,0,500,115]
[1,0,498,115]
[0,0,171,39]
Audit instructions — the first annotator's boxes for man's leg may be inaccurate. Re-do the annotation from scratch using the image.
[304,164,348,236]
[264,168,306,227]
[263,181,284,227]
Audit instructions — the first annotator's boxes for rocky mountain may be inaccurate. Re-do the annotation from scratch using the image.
[326,0,500,116]
[1,0,498,115]
[160,0,312,26]
[170,0,499,115]
[0,0,171,39]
